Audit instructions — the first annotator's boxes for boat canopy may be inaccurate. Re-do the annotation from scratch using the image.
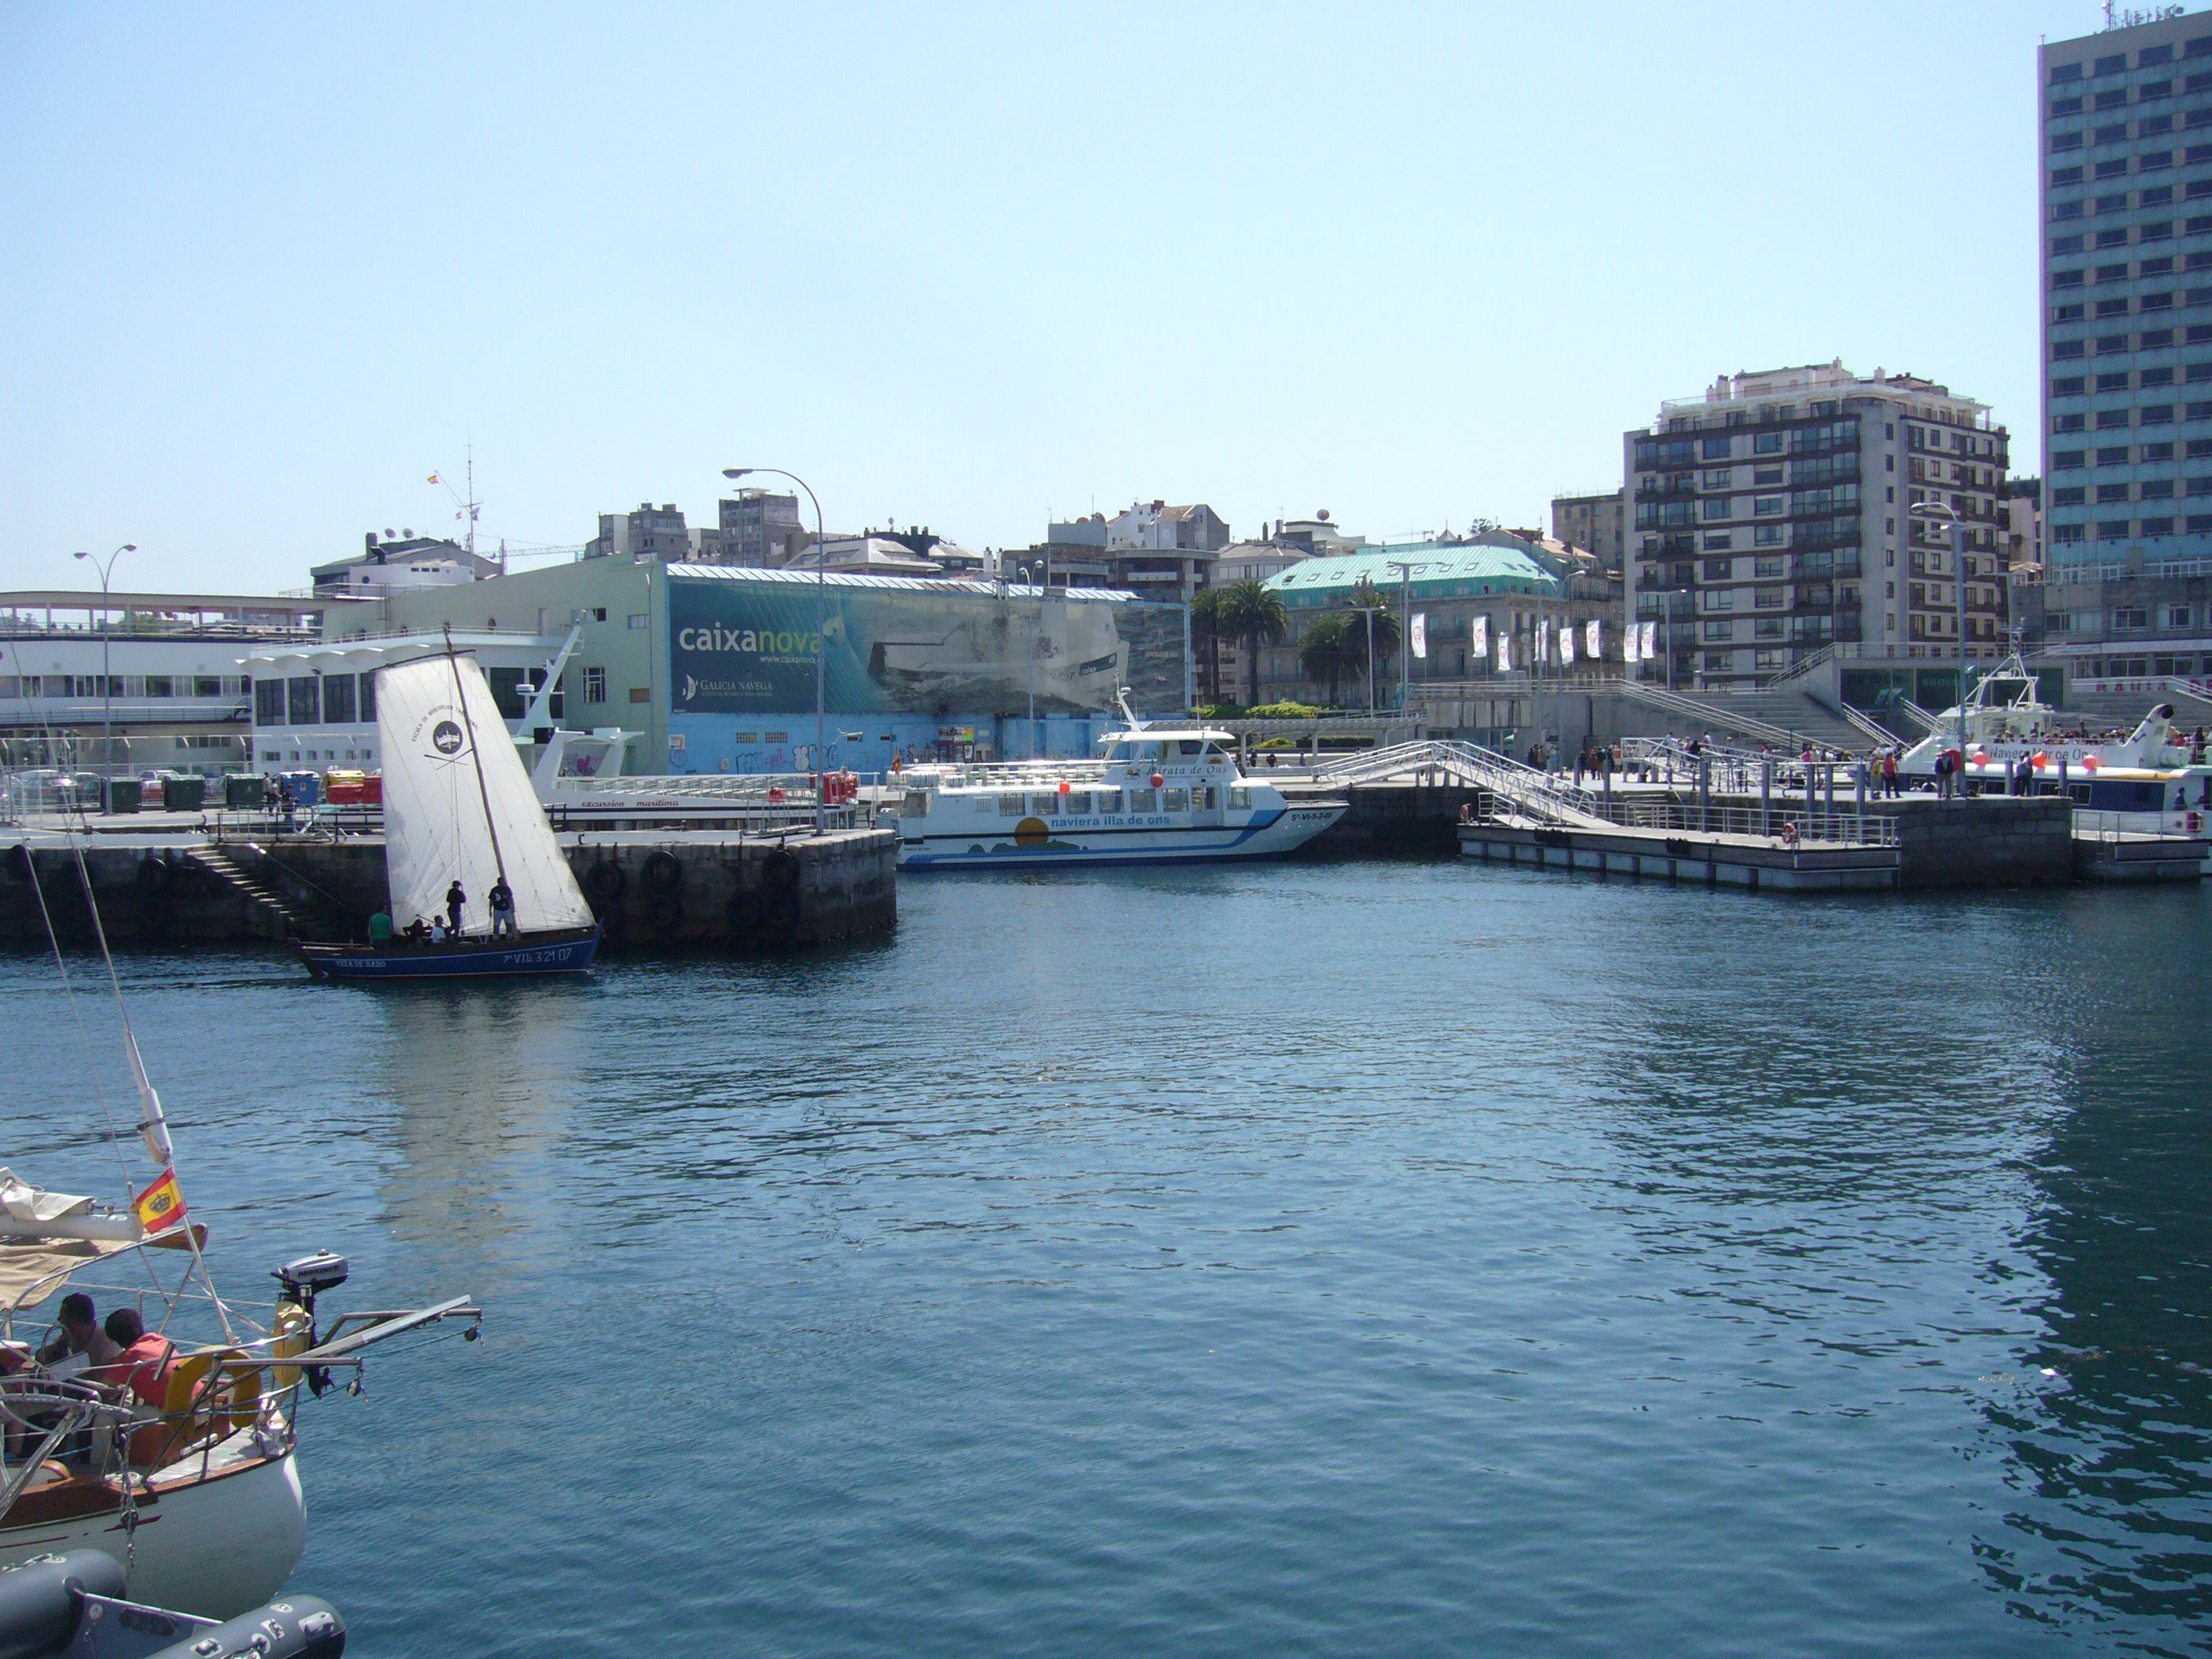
[0,1236,136,1313]
[1100,727,1236,745]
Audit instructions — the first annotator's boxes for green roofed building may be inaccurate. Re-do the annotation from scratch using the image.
[1253,533,1621,712]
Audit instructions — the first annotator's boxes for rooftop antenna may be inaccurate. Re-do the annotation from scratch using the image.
[429,442,483,562]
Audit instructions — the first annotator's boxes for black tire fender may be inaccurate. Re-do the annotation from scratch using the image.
[641,849,683,893]
[135,855,172,894]
[761,848,800,892]
[585,860,626,900]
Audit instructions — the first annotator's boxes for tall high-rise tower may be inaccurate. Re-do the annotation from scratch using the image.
[2039,12,2212,575]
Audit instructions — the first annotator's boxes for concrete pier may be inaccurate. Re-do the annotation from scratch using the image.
[0,829,898,949]
[1458,820,1900,892]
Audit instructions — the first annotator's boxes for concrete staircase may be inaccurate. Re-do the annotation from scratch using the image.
[188,844,346,939]
[1617,683,1881,752]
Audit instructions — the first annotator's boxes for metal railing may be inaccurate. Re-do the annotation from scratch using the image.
[2072,808,2211,841]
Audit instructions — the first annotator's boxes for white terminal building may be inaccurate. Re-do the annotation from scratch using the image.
[1623,361,2010,692]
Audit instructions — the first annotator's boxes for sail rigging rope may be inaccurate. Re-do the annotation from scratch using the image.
[64,840,237,1345]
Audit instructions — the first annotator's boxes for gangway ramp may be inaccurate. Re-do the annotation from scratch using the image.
[1301,740,1615,830]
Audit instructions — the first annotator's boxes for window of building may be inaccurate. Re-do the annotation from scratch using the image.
[2054,449,2087,469]
[2169,604,2194,628]
[2145,150,2176,170]
[2144,403,2177,423]
[2095,53,2126,74]
[626,613,648,630]
[2097,261,2132,280]
[2144,221,2177,241]
[628,687,650,703]
[2097,482,2133,504]
[2100,408,2135,427]
[2094,229,2127,249]
[1701,533,1733,551]
[323,673,357,724]
[2144,43,2174,65]
[2144,185,2177,207]
[1752,431,1782,455]
[2054,486,2089,505]
[1700,436,1732,460]
[2144,115,2176,137]
[1753,524,1784,546]
[1753,556,1784,578]
[1753,496,1784,515]
[1702,621,1734,642]
[2144,328,2177,349]
[2055,412,2088,431]
[2146,255,2177,275]
[2100,519,2134,538]
[2053,167,2086,186]
[2114,607,2149,629]
[1701,496,1731,521]
[584,666,606,703]
[1701,467,1733,489]
[2050,62,2083,83]
[2053,132,2084,151]
[1754,587,1784,609]
[2054,339,2086,359]
[1702,556,1734,580]
[254,679,284,723]
[286,676,320,725]
[2146,440,2177,460]
[2096,123,2129,144]
[2053,95,2086,115]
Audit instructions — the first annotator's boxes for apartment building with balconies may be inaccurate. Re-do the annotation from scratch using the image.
[1624,362,2009,690]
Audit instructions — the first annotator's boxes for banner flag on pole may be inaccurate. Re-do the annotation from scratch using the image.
[1586,618,1601,659]
[1470,616,1488,659]
[1640,620,1658,658]
[1498,634,1511,673]
[1538,621,1550,664]
[1561,625,1576,665]
[1411,613,1427,660]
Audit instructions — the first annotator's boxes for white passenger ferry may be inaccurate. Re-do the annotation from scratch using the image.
[1897,654,2212,834]
[891,699,1346,869]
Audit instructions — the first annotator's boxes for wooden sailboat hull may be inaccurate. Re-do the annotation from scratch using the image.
[296,924,600,980]
[0,1445,305,1620]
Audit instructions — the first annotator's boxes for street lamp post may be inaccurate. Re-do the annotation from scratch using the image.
[1386,559,1426,712]
[1910,500,1971,767]
[71,543,136,801]
[1347,605,1383,715]
[723,469,826,833]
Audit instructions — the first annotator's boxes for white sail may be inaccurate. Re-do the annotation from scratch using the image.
[376,653,595,933]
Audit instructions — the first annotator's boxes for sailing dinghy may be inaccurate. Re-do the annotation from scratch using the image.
[296,645,599,980]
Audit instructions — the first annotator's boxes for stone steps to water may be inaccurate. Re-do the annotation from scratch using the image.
[185,844,340,939]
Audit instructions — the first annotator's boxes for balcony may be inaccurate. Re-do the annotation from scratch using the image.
[1633,478,1696,503]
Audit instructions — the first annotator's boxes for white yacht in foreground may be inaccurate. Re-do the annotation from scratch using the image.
[892,698,1346,869]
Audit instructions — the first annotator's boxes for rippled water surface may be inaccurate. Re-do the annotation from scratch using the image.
[11,860,2212,1656]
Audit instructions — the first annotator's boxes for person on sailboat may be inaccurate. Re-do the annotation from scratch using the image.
[445,879,467,935]
[488,876,516,938]
[36,1293,121,1371]
[96,1308,175,1410]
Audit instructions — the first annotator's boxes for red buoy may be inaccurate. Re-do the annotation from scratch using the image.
[1150,772,1165,788]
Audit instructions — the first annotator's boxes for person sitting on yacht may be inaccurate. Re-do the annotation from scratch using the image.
[36,1292,121,1372]
[95,1308,175,1410]
[402,916,432,947]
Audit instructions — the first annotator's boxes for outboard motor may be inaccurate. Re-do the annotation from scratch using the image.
[0,1551,126,1659]
[273,1252,348,1397]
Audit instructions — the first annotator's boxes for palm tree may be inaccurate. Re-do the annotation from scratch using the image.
[1216,580,1289,706]
[1298,613,1354,706]
[1188,588,1224,704]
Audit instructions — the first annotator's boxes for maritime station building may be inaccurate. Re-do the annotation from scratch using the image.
[1624,361,2011,705]
[0,588,365,776]
[248,555,1190,775]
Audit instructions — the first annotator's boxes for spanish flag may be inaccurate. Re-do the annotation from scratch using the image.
[134,1168,187,1234]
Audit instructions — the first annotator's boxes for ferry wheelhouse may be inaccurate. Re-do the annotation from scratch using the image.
[892,701,1345,869]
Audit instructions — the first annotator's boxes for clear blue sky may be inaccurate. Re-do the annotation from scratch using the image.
[0,2,2127,593]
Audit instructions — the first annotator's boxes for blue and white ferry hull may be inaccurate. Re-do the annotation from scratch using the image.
[898,800,1346,869]
[296,924,600,980]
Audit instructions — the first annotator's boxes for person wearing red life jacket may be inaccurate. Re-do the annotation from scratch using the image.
[94,1307,176,1409]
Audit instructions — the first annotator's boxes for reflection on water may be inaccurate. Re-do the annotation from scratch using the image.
[6,872,2212,1657]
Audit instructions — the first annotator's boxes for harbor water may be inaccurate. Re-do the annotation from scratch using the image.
[10,860,2212,1657]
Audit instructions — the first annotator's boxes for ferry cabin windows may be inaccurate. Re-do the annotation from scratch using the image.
[1229,786,1252,810]
[998,793,1024,816]
[1126,788,1159,813]
[1097,789,1122,813]
[1164,788,1190,811]
[901,791,930,816]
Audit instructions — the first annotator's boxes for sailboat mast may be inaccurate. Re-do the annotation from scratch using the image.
[444,626,510,887]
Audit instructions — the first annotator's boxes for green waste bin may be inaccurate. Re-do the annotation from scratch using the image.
[162,777,206,811]
[104,778,141,814]
[224,774,268,809]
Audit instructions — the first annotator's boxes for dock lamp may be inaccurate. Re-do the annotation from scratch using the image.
[723,468,826,833]
[1907,499,1971,767]
[72,543,136,798]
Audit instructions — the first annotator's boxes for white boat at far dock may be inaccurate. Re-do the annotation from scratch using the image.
[890,698,1345,869]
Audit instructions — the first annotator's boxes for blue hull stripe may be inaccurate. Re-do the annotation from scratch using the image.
[302,933,599,980]
[900,808,1342,870]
